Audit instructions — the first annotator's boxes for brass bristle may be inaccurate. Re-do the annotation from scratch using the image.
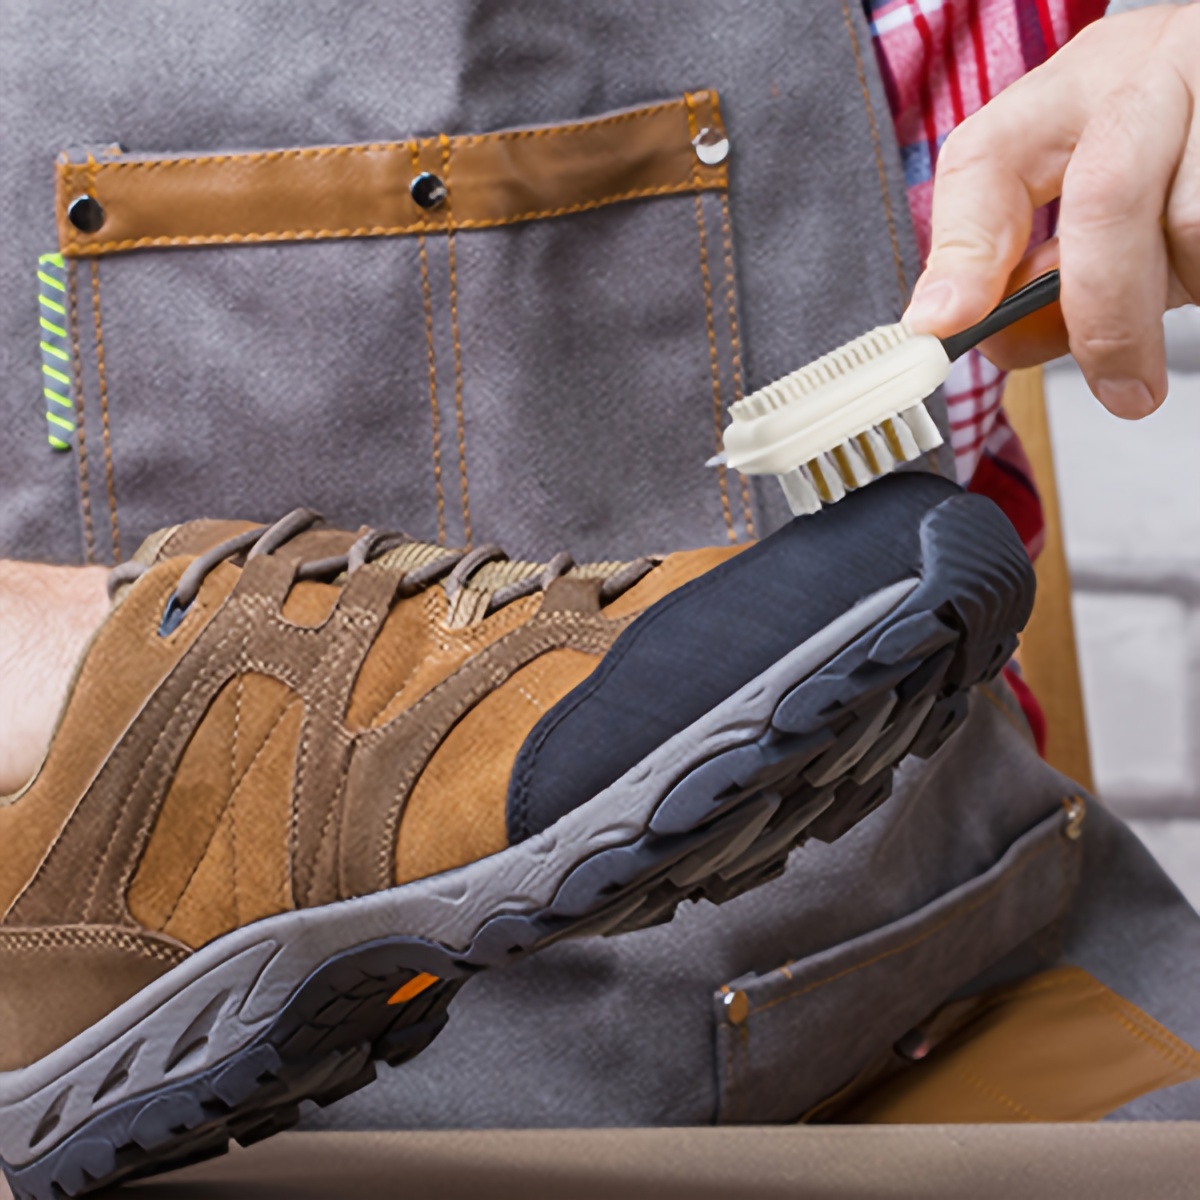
[856,428,893,476]
[807,452,846,505]
[831,441,872,488]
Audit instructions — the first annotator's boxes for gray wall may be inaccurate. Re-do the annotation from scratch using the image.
[1045,306,1200,909]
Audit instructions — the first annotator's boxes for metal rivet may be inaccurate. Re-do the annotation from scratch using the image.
[410,172,447,210]
[67,194,105,234]
[894,1028,935,1062]
[692,127,730,166]
[723,989,749,1026]
[1062,795,1086,841]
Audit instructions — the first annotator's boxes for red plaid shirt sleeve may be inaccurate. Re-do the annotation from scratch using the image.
[864,0,1106,561]
[864,0,1107,746]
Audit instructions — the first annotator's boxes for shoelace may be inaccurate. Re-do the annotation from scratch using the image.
[108,509,657,636]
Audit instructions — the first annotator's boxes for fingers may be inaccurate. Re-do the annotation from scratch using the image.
[1058,69,1189,418]
[977,240,1070,369]
[905,66,1086,336]
[1166,81,1200,307]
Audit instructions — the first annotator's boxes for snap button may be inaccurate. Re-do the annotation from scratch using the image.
[722,988,749,1026]
[1062,795,1086,841]
[692,128,730,166]
[67,194,105,233]
[410,172,447,210]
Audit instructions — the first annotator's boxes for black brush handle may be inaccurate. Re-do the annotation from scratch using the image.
[938,268,1061,362]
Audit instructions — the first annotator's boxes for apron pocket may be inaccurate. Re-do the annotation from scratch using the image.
[713,798,1085,1124]
[51,91,754,564]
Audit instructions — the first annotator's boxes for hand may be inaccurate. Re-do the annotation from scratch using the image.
[904,3,1199,419]
[0,561,109,795]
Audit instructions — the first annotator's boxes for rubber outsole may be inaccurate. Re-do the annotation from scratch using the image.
[1,492,1034,1200]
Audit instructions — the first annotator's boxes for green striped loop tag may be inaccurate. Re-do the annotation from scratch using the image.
[38,252,75,452]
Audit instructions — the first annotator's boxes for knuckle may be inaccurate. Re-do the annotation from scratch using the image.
[1168,202,1200,247]
[1070,330,1141,360]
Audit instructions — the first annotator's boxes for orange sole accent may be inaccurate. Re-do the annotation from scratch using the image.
[387,972,440,1006]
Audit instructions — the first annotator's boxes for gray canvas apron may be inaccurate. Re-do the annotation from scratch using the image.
[2,0,1198,1125]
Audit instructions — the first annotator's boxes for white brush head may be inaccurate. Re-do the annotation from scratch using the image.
[721,322,951,516]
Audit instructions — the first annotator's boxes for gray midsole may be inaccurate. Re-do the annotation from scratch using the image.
[0,578,916,1164]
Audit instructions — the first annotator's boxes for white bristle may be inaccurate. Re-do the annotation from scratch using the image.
[728,322,918,426]
[807,452,846,505]
[900,401,944,452]
[778,467,822,516]
[721,321,953,516]
[880,416,921,462]
[856,427,895,477]
[829,441,873,488]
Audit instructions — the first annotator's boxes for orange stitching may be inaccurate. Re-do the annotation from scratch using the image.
[718,193,756,540]
[0,925,188,964]
[66,258,97,563]
[229,646,247,926]
[991,968,1200,1076]
[89,258,121,562]
[57,97,701,183]
[61,180,726,256]
[1091,992,1200,1074]
[683,92,702,188]
[951,1065,1041,1121]
[690,199,737,541]
[442,134,472,546]
[414,147,447,545]
[447,97,696,145]
[684,95,735,540]
[838,0,908,305]
[747,835,1057,1018]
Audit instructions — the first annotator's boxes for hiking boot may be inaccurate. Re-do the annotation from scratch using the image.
[0,471,1033,1198]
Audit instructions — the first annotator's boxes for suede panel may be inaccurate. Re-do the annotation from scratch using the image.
[396,648,601,884]
[164,700,303,948]
[0,559,238,921]
[127,673,296,938]
[280,580,343,627]
[0,926,189,1072]
[344,590,444,730]
[340,585,632,899]
[602,544,749,619]
[362,590,543,729]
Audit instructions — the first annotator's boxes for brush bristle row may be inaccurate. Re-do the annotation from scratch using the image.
[729,323,911,423]
[774,401,940,517]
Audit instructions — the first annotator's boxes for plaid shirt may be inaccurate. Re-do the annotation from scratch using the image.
[865,0,1106,561]
[865,0,1107,745]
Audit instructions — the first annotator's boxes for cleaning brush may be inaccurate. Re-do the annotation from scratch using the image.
[717,269,1061,515]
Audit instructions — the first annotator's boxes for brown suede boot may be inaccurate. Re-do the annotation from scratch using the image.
[0,473,1033,1198]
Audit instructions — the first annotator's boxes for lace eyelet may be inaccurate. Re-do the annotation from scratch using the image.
[158,593,192,637]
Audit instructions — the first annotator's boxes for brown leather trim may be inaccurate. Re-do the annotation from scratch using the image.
[837,966,1200,1124]
[57,92,728,257]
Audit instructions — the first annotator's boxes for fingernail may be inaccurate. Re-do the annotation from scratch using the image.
[1096,378,1157,420]
[904,279,958,332]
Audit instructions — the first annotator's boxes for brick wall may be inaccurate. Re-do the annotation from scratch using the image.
[1043,305,1200,910]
